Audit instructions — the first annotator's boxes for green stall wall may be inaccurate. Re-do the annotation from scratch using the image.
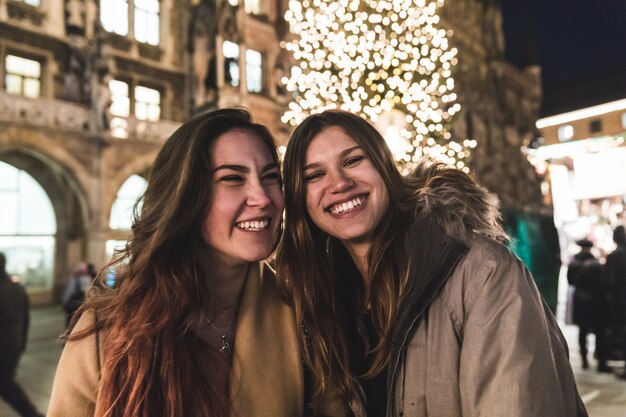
[502,209,562,313]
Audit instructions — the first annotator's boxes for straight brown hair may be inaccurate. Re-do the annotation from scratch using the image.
[277,110,506,404]
[277,110,417,402]
[69,108,281,417]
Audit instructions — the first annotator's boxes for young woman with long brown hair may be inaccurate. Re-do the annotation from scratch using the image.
[47,108,348,417]
[276,110,588,417]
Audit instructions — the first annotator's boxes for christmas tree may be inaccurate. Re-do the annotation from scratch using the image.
[282,0,473,172]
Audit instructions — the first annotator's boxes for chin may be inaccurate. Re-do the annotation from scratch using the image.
[244,249,273,263]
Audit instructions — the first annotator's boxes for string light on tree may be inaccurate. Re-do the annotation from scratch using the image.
[282,0,474,172]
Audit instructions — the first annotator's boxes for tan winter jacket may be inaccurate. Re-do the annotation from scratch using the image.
[350,163,587,417]
[47,262,349,417]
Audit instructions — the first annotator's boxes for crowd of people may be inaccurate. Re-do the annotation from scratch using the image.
[7,107,626,416]
[568,226,626,378]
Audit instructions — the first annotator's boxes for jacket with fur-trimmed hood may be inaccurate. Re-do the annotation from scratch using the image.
[349,163,587,417]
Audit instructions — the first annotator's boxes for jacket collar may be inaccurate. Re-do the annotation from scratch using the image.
[385,217,468,415]
[230,262,304,417]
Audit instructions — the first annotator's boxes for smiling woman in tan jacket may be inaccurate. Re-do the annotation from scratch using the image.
[276,110,587,417]
[48,108,347,417]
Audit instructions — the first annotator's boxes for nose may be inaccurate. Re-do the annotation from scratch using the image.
[246,182,272,208]
[329,169,355,194]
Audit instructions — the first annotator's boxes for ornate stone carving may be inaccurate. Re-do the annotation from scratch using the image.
[66,0,86,35]
[189,0,218,108]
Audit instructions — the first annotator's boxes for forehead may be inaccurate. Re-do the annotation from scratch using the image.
[209,129,273,165]
[305,126,359,163]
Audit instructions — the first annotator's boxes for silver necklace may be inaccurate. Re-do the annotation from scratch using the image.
[205,265,249,355]
[206,313,236,355]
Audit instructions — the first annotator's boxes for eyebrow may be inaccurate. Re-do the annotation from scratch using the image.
[303,145,362,171]
[211,162,279,175]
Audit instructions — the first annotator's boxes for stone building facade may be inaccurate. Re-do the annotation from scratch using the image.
[440,0,545,212]
[0,0,544,304]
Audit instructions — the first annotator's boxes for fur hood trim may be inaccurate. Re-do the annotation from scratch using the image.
[409,161,508,245]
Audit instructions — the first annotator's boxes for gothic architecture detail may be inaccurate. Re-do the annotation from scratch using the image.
[442,0,544,212]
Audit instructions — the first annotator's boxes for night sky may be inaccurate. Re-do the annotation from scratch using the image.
[499,0,626,116]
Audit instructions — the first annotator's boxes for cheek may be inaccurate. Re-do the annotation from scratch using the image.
[203,193,233,231]
[304,186,319,216]
[270,187,285,212]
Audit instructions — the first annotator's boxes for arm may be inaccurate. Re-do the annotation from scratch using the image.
[21,286,30,353]
[459,242,587,417]
[48,311,101,417]
[567,259,582,285]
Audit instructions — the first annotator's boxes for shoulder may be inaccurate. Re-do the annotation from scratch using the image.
[442,234,533,311]
[455,235,521,283]
[607,247,626,261]
[49,310,101,416]
[72,309,97,333]
[6,279,27,295]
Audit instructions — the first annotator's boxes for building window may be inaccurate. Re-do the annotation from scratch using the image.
[107,174,147,263]
[134,85,160,121]
[246,49,263,93]
[589,119,602,134]
[109,80,160,121]
[109,174,147,230]
[101,0,129,36]
[134,0,160,46]
[223,41,240,87]
[100,0,160,45]
[244,0,260,14]
[0,161,56,290]
[5,55,41,98]
[109,79,130,117]
[557,124,574,142]
[15,0,40,6]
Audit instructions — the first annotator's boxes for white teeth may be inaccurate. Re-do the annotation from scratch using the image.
[237,219,269,231]
[330,196,365,215]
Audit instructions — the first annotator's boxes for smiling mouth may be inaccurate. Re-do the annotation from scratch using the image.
[236,218,270,231]
[328,195,366,215]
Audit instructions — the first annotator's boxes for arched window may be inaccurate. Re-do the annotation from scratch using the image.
[0,161,56,289]
[107,174,147,259]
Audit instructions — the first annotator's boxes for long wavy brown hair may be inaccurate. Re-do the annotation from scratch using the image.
[69,108,281,417]
[277,110,506,403]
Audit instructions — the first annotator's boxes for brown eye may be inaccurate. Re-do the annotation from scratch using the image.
[304,171,324,182]
[220,175,244,183]
[262,171,281,183]
[344,156,364,166]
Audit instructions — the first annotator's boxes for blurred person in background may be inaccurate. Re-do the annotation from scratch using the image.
[62,262,95,327]
[567,238,611,372]
[0,252,45,417]
[605,225,626,379]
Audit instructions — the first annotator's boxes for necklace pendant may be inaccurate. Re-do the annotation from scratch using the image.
[220,334,232,354]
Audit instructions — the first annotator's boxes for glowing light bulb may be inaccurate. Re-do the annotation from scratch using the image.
[283,0,471,170]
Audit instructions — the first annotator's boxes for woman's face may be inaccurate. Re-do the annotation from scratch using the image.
[303,126,389,248]
[202,129,284,267]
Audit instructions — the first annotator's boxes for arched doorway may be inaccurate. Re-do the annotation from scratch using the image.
[0,161,56,291]
[106,174,148,259]
[0,147,89,304]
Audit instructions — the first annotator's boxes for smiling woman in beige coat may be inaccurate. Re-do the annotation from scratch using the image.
[47,108,347,417]
[277,110,587,417]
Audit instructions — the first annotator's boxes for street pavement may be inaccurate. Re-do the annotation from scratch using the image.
[1,306,625,417]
